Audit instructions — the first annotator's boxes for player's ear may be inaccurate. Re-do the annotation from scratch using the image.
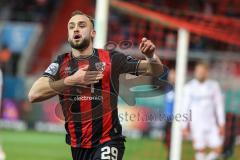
[91,30,96,39]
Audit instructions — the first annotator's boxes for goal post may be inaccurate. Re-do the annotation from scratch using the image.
[94,0,110,49]
[170,28,190,160]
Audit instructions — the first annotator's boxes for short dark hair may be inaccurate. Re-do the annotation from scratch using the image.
[196,61,209,69]
[71,10,95,28]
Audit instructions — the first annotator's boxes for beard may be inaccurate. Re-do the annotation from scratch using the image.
[69,37,90,51]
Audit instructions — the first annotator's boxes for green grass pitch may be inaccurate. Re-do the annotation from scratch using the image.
[0,130,239,160]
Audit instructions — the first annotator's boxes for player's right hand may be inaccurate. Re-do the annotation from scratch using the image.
[219,126,225,136]
[65,65,103,85]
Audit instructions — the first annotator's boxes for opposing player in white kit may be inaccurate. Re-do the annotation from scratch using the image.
[0,68,5,160]
[182,62,225,160]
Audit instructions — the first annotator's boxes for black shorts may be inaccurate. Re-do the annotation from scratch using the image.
[71,140,125,160]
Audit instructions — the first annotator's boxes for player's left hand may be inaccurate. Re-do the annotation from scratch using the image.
[139,37,156,58]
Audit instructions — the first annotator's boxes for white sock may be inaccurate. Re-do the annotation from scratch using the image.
[195,152,206,160]
[206,152,219,160]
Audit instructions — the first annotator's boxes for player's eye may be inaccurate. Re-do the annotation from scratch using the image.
[69,25,74,29]
[79,24,86,28]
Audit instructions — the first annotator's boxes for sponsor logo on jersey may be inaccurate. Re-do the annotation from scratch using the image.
[45,63,59,75]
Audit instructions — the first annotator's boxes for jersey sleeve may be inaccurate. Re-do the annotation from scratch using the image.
[111,51,141,75]
[42,56,60,81]
[213,82,225,126]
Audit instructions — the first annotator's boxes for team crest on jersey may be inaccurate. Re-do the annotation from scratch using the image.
[95,62,106,71]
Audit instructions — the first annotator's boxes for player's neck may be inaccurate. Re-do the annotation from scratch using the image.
[71,44,94,58]
[197,78,207,83]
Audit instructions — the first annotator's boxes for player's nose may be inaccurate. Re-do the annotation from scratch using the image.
[74,28,80,33]
[73,26,80,32]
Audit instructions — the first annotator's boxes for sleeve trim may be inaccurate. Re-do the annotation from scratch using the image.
[42,74,55,81]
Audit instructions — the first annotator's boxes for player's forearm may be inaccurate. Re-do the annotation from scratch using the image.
[28,77,72,103]
[147,55,164,76]
[139,55,164,76]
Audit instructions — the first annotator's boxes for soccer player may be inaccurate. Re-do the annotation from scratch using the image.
[28,10,164,160]
[182,62,225,160]
[0,68,5,160]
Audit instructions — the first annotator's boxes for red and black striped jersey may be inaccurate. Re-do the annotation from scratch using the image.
[43,49,140,148]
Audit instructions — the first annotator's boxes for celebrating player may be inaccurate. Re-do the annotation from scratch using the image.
[182,62,225,160]
[28,10,164,160]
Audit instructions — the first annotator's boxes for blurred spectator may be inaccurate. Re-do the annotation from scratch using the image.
[0,0,11,20]
[165,32,176,50]
[203,2,213,16]
[0,0,60,22]
[0,44,11,74]
[108,0,240,52]
[0,44,11,64]
[190,35,204,51]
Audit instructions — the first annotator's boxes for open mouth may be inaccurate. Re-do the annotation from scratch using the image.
[74,34,81,40]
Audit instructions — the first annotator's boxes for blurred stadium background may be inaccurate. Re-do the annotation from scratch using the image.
[0,0,240,160]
